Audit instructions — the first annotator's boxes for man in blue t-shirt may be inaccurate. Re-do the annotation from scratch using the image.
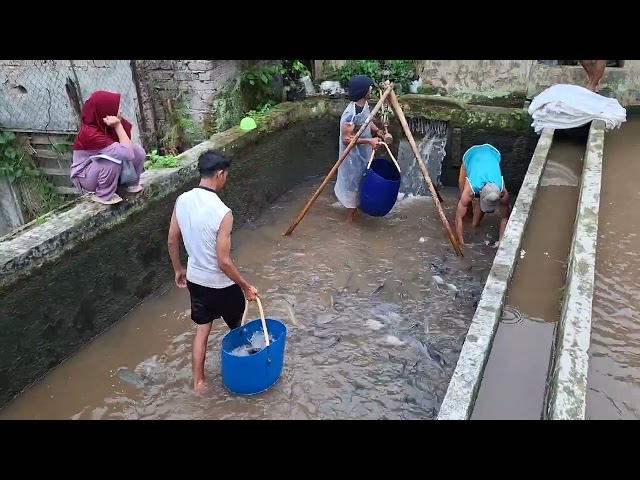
[455,144,511,247]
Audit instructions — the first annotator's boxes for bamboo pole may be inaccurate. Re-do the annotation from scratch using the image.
[283,82,394,236]
[388,90,463,257]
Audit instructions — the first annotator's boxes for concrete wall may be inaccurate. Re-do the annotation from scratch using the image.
[415,60,532,95]
[0,179,24,238]
[0,60,141,143]
[318,60,640,107]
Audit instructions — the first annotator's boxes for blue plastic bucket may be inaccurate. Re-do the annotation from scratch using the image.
[359,157,401,217]
[221,316,287,396]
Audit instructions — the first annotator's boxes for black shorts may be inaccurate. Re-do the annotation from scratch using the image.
[186,281,246,329]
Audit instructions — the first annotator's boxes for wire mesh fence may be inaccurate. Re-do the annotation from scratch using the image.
[0,60,139,140]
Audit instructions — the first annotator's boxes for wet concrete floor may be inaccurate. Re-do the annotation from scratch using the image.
[587,117,640,420]
[0,179,501,420]
[472,134,585,420]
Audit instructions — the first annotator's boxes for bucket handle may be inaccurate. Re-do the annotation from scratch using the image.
[240,297,271,347]
[366,141,402,174]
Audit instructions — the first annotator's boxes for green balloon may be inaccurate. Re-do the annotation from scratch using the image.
[240,117,257,131]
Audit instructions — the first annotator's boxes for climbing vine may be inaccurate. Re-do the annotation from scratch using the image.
[161,92,204,156]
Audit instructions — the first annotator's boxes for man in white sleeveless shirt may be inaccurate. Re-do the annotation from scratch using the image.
[168,149,258,391]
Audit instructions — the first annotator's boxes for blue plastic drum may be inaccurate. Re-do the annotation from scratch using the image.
[221,318,287,395]
[359,157,402,217]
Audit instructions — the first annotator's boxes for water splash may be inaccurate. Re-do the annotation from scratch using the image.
[397,119,449,197]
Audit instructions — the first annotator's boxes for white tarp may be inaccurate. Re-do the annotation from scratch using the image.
[528,84,627,134]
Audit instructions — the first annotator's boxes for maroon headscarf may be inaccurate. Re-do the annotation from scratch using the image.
[72,90,133,151]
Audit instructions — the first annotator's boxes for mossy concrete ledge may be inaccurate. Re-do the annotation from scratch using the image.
[0,99,343,409]
[397,94,534,134]
[437,127,555,420]
[545,120,605,420]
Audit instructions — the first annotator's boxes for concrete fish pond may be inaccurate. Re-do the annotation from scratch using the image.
[0,94,540,419]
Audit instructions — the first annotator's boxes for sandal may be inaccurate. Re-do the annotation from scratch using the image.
[126,184,143,194]
[91,193,123,205]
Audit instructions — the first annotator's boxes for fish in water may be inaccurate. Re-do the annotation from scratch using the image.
[445,283,458,296]
[230,330,275,357]
[286,304,298,326]
[371,282,385,295]
[364,319,384,330]
[117,367,149,389]
[383,335,405,347]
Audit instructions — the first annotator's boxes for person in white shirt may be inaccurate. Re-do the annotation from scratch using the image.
[167,149,258,392]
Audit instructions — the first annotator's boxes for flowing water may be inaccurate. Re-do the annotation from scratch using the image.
[472,135,585,420]
[0,178,501,420]
[587,118,640,420]
[398,120,449,194]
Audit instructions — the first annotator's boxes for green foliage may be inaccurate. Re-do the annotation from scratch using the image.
[161,92,203,156]
[337,60,381,86]
[335,60,417,94]
[241,61,287,108]
[246,102,274,119]
[144,149,180,170]
[287,60,310,80]
[0,130,38,182]
[240,60,312,110]
[0,128,67,220]
[383,60,416,94]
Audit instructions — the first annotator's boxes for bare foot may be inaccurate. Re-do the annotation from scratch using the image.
[346,208,357,223]
[91,193,123,205]
[585,82,599,93]
[193,380,208,394]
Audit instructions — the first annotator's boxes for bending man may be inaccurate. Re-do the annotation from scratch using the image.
[455,144,511,246]
[334,75,387,223]
[168,149,258,392]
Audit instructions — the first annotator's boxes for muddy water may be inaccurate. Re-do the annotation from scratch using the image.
[0,179,501,420]
[587,118,640,420]
[472,136,585,420]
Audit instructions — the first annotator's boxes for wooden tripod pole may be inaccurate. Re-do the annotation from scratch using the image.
[388,90,463,257]
[283,82,394,236]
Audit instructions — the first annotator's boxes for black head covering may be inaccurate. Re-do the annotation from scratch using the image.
[347,75,375,101]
